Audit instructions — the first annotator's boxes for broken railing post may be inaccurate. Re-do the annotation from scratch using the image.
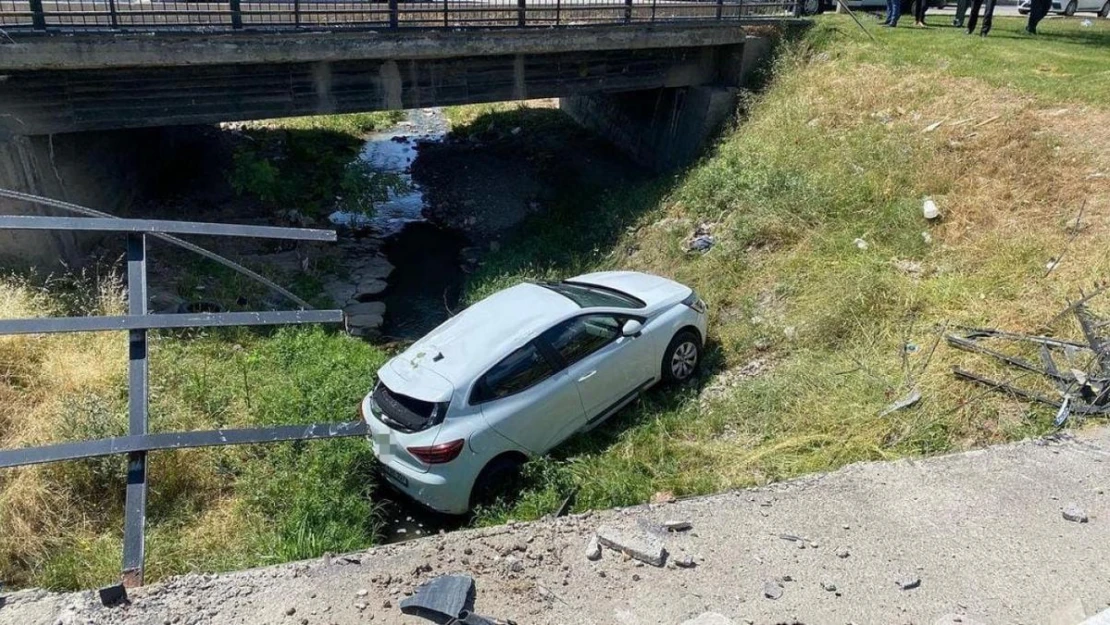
[122,233,148,588]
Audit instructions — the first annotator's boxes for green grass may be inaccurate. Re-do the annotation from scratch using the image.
[246,111,406,135]
[819,14,1110,104]
[466,16,1110,523]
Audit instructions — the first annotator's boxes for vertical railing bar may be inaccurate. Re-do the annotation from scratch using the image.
[624,0,632,23]
[29,0,45,30]
[651,0,657,22]
[389,0,399,28]
[716,0,723,20]
[294,0,301,27]
[555,0,561,25]
[517,0,526,27]
[230,0,243,29]
[443,0,448,27]
[108,0,118,28]
[121,233,148,588]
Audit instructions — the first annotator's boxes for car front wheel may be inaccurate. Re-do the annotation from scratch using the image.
[662,330,702,383]
[1064,0,1077,14]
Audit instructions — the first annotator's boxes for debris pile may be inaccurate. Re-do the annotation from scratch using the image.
[947,288,1110,426]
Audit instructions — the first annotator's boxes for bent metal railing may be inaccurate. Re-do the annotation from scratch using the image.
[0,193,371,589]
[0,0,799,34]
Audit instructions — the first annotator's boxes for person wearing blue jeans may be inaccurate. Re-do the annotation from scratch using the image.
[883,0,902,25]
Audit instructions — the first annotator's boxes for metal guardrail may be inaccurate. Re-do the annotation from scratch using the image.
[0,0,800,34]
[0,191,370,588]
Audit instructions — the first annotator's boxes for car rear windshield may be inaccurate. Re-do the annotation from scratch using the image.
[372,383,447,433]
[541,281,645,309]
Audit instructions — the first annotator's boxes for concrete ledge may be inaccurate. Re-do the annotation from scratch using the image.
[0,21,802,71]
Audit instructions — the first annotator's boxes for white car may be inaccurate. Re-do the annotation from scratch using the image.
[359,271,708,514]
[1018,0,1108,16]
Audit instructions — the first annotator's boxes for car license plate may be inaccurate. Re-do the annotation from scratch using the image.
[378,462,409,487]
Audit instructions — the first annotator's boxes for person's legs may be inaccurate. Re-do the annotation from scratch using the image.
[915,0,928,23]
[980,0,996,35]
[883,0,895,23]
[892,0,902,23]
[954,0,968,25]
[1028,0,1049,32]
[966,0,982,32]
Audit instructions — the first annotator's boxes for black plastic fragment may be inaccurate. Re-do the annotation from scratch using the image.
[99,584,129,607]
[400,574,476,624]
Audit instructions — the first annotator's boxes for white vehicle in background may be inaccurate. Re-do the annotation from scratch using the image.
[360,271,708,514]
[1018,0,1109,16]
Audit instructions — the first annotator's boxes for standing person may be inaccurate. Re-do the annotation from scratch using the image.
[966,0,996,35]
[953,0,968,26]
[1026,0,1051,32]
[913,0,929,26]
[883,0,902,25]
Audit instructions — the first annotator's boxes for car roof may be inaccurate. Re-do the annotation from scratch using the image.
[386,282,579,391]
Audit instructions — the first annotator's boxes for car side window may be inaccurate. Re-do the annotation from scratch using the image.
[542,314,622,368]
[472,342,554,404]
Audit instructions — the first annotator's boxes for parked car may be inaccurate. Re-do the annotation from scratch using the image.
[1017,0,1109,16]
[360,271,708,514]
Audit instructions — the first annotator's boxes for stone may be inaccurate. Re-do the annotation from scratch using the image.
[674,555,697,568]
[510,560,525,573]
[595,525,667,567]
[663,520,692,532]
[836,547,850,558]
[821,581,837,592]
[1063,503,1089,523]
[896,575,921,590]
[585,535,602,561]
[344,301,387,317]
[679,613,735,625]
[355,589,368,597]
[285,607,296,616]
[763,579,784,600]
[359,256,395,279]
[923,198,941,220]
[354,279,388,298]
[933,615,986,625]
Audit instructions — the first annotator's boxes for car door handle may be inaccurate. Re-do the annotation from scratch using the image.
[577,371,597,382]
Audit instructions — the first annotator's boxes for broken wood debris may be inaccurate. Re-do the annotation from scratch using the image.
[947,293,1110,425]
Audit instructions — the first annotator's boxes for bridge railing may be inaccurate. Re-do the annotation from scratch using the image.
[0,0,798,33]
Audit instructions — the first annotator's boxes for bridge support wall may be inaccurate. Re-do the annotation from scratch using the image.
[560,36,775,172]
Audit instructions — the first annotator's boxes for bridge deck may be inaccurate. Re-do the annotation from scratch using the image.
[1,0,796,34]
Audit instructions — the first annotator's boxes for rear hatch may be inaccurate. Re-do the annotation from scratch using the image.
[373,358,453,433]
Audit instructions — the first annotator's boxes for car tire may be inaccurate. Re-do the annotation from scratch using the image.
[469,455,524,510]
[1064,0,1077,14]
[662,329,702,384]
[800,0,822,15]
[1100,0,1109,17]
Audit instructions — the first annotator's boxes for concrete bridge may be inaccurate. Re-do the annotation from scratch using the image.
[0,5,800,262]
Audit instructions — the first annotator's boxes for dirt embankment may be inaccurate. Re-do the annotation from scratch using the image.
[5,428,1110,625]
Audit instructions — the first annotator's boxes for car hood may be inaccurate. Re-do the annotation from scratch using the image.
[569,271,692,311]
[378,356,455,403]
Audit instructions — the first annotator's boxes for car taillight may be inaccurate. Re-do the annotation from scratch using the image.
[407,439,465,465]
[682,291,707,314]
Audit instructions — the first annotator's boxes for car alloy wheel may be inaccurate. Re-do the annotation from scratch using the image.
[802,0,820,14]
[1064,0,1077,14]
[671,341,699,380]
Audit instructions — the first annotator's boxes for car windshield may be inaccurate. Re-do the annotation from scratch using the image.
[540,281,645,309]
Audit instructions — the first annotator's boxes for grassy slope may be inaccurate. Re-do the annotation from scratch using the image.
[466,15,1110,522]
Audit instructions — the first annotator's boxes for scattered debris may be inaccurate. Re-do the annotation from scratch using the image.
[399,574,476,623]
[585,535,602,561]
[595,525,668,567]
[922,231,933,245]
[673,555,697,568]
[923,197,941,220]
[652,491,677,504]
[689,234,715,253]
[934,614,985,625]
[664,520,692,532]
[896,575,922,590]
[836,547,851,558]
[853,237,869,250]
[763,579,784,600]
[880,389,922,417]
[1063,503,1089,523]
[821,581,838,592]
[923,121,944,133]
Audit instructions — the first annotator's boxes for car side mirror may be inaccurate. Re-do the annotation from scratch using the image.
[621,319,643,338]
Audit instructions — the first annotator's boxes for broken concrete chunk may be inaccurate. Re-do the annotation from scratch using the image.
[923,198,941,220]
[821,581,837,592]
[585,535,602,561]
[663,520,692,532]
[763,579,784,600]
[680,613,736,625]
[896,575,921,590]
[595,525,667,567]
[1063,503,1089,523]
[836,547,850,558]
[399,574,475,623]
[673,555,697,569]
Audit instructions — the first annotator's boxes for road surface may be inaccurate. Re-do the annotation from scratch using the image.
[4,428,1110,625]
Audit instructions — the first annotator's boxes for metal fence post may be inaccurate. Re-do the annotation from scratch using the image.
[517,0,526,27]
[294,0,301,27]
[389,0,399,28]
[121,233,148,588]
[230,0,243,29]
[624,0,632,23]
[716,0,723,20]
[29,0,46,29]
